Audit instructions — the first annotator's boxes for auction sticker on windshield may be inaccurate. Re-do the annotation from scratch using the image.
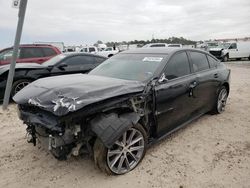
[143,57,163,62]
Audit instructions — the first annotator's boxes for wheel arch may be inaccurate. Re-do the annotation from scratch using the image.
[90,112,141,148]
[222,82,230,94]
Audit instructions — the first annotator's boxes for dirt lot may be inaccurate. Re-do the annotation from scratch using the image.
[0,62,250,188]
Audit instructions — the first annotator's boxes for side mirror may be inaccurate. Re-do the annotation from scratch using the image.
[47,65,54,71]
[57,63,68,70]
[158,73,168,83]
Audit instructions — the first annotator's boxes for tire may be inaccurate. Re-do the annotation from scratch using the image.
[236,58,241,61]
[222,55,228,62]
[211,86,228,114]
[108,54,113,58]
[93,123,147,175]
[11,79,31,97]
[248,56,250,61]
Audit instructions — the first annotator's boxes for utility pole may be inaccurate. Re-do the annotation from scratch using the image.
[2,0,28,110]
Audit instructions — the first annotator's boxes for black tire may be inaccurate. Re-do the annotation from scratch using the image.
[222,54,228,62]
[248,56,250,61]
[11,79,31,97]
[211,86,228,114]
[236,58,241,61]
[93,123,147,175]
[108,54,113,58]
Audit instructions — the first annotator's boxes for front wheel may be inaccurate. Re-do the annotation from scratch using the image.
[222,55,228,62]
[11,79,31,97]
[93,124,147,175]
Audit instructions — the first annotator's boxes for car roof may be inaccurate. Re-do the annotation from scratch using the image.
[62,52,107,58]
[0,44,56,51]
[121,47,209,55]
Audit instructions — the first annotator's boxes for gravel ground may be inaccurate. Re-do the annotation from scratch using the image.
[0,62,250,188]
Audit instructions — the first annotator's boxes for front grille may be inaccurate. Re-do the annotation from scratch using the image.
[209,50,222,57]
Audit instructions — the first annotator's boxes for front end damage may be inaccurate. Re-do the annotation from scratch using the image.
[17,91,155,160]
[14,74,156,160]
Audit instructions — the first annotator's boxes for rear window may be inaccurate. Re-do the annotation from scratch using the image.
[190,51,209,72]
[207,55,218,68]
[42,47,57,56]
[95,57,106,64]
[20,47,44,58]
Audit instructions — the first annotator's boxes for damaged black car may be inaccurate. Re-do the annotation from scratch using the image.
[14,48,230,175]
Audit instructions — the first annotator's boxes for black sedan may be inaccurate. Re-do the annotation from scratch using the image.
[14,48,230,175]
[0,52,107,101]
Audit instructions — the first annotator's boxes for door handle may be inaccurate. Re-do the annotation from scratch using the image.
[189,81,198,97]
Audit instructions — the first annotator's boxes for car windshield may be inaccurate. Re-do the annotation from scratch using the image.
[42,54,66,66]
[89,53,167,81]
[221,43,231,49]
[207,43,219,47]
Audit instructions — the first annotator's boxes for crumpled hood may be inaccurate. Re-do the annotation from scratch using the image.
[13,74,145,116]
[209,47,223,51]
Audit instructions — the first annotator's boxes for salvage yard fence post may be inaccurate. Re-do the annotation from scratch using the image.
[2,0,28,110]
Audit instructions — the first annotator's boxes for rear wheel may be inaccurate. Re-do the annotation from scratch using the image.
[212,86,228,114]
[11,79,31,97]
[93,123,147,175]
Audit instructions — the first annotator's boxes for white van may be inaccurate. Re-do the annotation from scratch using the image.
[209,41,250,61]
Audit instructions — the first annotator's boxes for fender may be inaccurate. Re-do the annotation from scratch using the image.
[90,112,140,148]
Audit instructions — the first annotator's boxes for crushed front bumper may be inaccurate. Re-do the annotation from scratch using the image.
[17,105,80,159]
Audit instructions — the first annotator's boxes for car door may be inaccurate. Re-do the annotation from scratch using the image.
[188,51,220,112]
[228,43,239,58]
[155,51,198,136]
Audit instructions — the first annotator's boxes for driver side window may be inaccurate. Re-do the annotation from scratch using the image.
[164,52,191,80]
[229,43,237,49]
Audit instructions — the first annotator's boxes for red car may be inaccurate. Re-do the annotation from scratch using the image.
[0,44,61,66]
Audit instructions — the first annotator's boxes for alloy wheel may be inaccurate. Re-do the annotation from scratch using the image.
[14,81,30,94]
[217,88,228,113]
[107,127,145,174]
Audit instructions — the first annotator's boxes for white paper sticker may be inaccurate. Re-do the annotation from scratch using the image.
[143,57,163,62]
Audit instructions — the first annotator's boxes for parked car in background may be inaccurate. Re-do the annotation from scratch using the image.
[14,48,230,175]
[79,46,99,53]
[0,44,61,66]
[209,41,250,61]
[96,47,119,57]
[197,41,221,51]
[142,43,168,48]
[167,44,183,48]
[0,53,107,101]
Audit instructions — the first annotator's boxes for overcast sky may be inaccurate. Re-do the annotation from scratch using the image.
[0,0,250,48]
